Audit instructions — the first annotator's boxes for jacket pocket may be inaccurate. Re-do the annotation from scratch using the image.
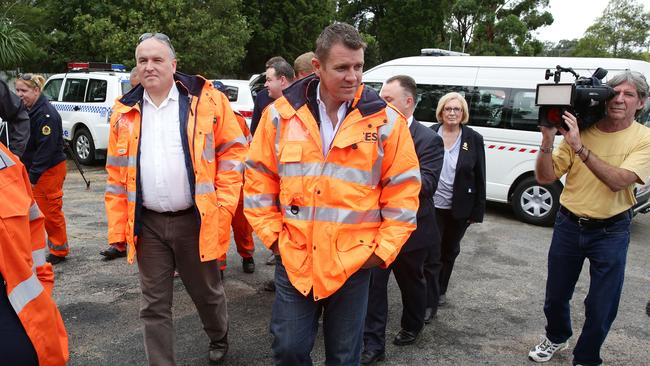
[278,226,308,273]
[278,143,305,206]
[335,227,376,277]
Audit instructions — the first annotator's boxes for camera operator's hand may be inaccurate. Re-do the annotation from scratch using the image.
[559,111,583,152]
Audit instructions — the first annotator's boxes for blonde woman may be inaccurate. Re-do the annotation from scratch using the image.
[15,74,69,264]
[424,92,486,313]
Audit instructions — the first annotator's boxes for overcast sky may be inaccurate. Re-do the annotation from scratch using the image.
[535,0,650,43]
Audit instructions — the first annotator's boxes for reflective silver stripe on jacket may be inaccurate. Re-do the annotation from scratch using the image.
[32,248,46,270]
[283,205,382,224]
[29,203,42,221]
[373,107,399,185]
[0,148,16,168]
[8,273,44,314]
[215,135,247,154]
[106,184,127,195]
[244,193,279,210]
[106,155,129,167]
[202,133,215,161]
[381,207,417,224]
[128,191,136,202]
[278,162,373,186]
[195,182,215,194]
[381,169,421,188]
[269,105,281,160]
[218,160,243,173]
[245,159,277,178]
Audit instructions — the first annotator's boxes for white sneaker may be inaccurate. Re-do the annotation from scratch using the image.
[528,336,569,362]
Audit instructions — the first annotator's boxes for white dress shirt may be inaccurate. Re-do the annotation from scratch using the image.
[140,85,193,212]
[407,115,413,128]
[317,84,349,157]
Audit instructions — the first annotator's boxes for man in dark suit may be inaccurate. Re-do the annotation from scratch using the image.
[362,75,444,365]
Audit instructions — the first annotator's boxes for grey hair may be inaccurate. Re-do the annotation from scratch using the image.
[608,70,649,100]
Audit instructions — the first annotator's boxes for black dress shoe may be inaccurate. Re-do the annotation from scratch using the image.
[424,307,435,324]
[46,254,66,265]
[242,257,255,273]
[393,329,419,346]
[360,349,385,365]
[100,247,126,261]
[208,338,228,364]
[438,294,447,306]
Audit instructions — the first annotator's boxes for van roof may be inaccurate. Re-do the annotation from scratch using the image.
[366,56,650,74]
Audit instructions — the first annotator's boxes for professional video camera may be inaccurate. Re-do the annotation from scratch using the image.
[535,65,615,130]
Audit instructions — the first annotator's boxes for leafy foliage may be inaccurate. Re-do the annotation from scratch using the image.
[0,17,32,69]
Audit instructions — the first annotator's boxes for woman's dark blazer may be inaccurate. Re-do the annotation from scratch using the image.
[432,123,486,222]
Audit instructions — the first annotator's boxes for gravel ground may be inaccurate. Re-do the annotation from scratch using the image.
[53,161,650,365]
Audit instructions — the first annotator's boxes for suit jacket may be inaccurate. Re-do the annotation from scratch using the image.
[401,120,444,253]
[432,123,486,222]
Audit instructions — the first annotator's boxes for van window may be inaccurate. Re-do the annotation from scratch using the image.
[42,78,63,101]
[62,79,88,103]
[509,89,539,131]
[222,85,239,102]
[86,79,107,102]
[413,84,470,123]
[638,103,650,126]
[467,87,508,128]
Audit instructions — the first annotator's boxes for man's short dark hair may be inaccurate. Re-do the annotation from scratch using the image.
[386,75,417,100]
[265,56,287,69]
[315,22,366,63]
[267,58,295,82]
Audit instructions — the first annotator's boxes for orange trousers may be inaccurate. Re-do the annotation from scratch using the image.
[219,193,254,269]
[32,161,69,257]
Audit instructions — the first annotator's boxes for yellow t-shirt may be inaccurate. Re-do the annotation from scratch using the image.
[553,121,650,218]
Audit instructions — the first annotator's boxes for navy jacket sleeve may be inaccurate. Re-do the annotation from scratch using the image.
[416,123,444,199]
[0,80,30,157]
[470,132,486,223]
[28,107,63,184]
[250,89,273,136]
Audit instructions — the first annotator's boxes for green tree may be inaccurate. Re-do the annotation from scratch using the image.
[241,0,336,76]
[4,0,251,77]
[573,0,650,58]
[0,17,32,69]
[541,39,578,57]
[459,0,553,56]
[338,0,449,62]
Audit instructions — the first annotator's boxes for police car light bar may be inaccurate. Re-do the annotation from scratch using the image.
[67,62,127,72]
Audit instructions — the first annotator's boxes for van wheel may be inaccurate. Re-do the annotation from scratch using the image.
[511,177,561,226]
[73,127,95,165]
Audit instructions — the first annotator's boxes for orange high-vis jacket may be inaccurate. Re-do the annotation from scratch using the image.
[105,73,247,263]
[0,144,69,366]
[244,75,421,300]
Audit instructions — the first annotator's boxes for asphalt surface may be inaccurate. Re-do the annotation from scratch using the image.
[53,161,650,365]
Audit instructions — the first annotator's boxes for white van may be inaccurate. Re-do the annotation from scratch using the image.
[42,63,131,164]
[363,56,650,226]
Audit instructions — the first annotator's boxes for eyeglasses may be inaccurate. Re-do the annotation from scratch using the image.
[443,107,462,113]
[138,32,176,56]
[18,73,33,81]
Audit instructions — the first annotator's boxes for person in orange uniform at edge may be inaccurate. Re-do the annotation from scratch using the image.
[15,74,70,265]
[213,80,256,274]
[0,143,68,365]
[244,23,421,365]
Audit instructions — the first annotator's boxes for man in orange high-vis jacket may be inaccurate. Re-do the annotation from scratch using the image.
[213,81,256,274]
[0,143,68,366]
[244,23,420,365]
[104,33,247,365]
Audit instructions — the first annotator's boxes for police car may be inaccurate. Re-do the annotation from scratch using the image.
[42,62,131,164]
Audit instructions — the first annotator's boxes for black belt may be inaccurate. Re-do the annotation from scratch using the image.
[142,207,194,217]
[559,205,629,227]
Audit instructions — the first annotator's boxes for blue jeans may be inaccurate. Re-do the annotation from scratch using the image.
[543,209,631,366]
[271,258,371,366]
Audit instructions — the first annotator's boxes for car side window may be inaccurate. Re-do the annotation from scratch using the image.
[413,84,470,124]
[86,79,107,102]
[224,86,239,102]
[62,78,88,103]
[509,89,539,131]
[42,78,63,101]
[468,87,508,128]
